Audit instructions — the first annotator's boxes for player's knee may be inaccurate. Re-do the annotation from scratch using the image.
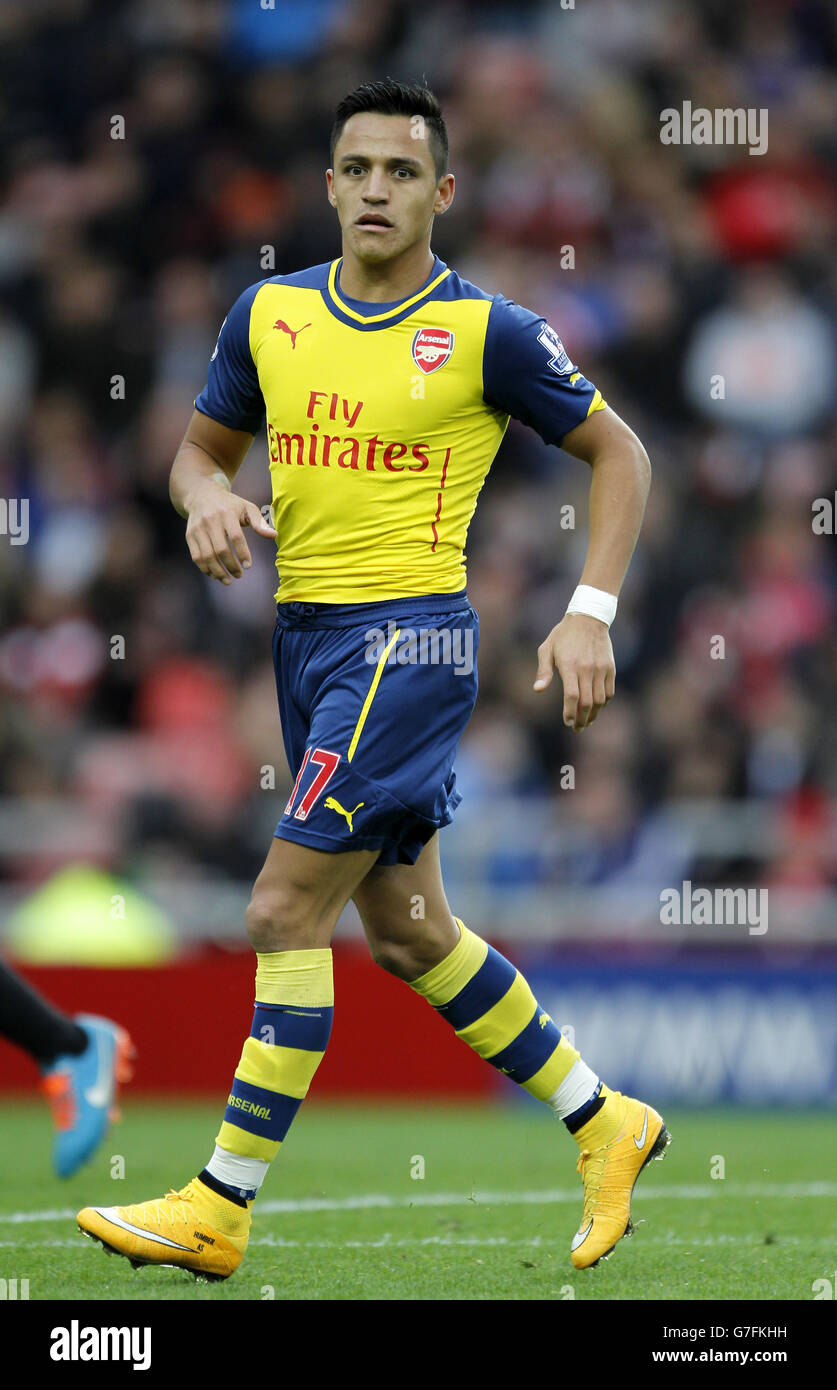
[245,887,327,953]
[369,930,455,983]
[368,940,416,981]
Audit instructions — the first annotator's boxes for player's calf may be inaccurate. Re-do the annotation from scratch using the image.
[401,918,670,1266]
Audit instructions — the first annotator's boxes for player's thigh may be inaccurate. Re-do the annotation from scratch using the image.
[248,835,382,948]
[352,833,460,967]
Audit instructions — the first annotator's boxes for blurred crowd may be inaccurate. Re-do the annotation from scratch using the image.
[0,0,836,907]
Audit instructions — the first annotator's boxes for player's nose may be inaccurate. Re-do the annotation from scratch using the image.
[362,171,389,201]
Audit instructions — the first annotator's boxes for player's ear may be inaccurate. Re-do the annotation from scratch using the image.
[435,173,454,215]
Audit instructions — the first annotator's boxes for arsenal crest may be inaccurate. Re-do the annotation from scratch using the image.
[411,327,454,374]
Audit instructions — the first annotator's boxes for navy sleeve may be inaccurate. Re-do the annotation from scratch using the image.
[194,281,266,435]
[482,296,603,447]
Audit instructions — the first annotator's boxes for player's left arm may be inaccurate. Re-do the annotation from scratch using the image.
[534,405,651,731]
[482,297,652,732]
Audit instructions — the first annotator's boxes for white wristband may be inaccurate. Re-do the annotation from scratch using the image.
[565,584,618,627]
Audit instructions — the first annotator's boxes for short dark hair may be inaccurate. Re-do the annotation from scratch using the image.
[330,79,449,182]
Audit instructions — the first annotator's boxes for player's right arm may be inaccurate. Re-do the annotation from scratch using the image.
[170,282,276,584]
[170,411,276,585]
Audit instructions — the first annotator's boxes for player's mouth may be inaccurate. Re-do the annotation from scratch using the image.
[355,214,393,231]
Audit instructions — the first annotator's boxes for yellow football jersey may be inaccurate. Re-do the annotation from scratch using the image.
[195,254,605,602]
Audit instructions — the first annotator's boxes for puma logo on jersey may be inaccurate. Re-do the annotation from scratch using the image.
[273,319,311,348]
[324,797,365,832]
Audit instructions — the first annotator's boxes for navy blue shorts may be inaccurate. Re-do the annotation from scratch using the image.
[271,590,479,866]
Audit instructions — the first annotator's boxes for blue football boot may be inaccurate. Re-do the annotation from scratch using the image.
[39,1016,134,1178]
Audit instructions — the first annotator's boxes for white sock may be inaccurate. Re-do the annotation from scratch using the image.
[546,1060,601,1121]
[204,1145,270,1200]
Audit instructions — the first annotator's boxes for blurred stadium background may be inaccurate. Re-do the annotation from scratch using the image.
[0,0,836,1112]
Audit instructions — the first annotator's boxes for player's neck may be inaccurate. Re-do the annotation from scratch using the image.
[338,243,436,303]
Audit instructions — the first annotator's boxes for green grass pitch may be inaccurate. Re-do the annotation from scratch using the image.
[0,1099,834,1300]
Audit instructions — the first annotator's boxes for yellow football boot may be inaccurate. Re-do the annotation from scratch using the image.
[77,1177,250,1281]
[570,1085,670,1269]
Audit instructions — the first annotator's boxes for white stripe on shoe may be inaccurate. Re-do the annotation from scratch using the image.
[88,1207,194,1252]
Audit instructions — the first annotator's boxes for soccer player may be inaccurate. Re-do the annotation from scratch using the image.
[78,80,667,1281]
[0,960,133,1177]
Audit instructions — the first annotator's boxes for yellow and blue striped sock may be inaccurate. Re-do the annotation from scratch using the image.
[409,919,604,1130]
[202,948,333,1203]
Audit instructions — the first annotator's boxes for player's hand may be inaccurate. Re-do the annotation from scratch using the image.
[183,481,277,584]
[533,614,615,731]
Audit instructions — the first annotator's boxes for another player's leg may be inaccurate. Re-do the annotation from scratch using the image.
[353,835,670,1270]
[0,961,134,1177]
[77,838,379,1281]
